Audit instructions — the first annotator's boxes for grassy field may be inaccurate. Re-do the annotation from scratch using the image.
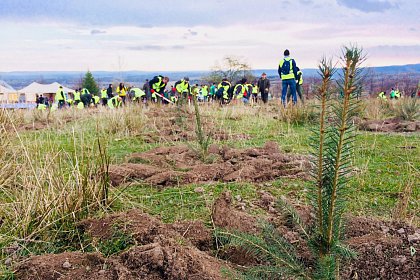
[0,99,419,277]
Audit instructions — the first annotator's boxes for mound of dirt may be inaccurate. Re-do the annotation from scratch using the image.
[79,209,213,251]
[342,216,420,279]
[212,191,258,234]
[15,252,129,280]
[359,118,420,132]
[16,210,226,280]
[109,141,309,187]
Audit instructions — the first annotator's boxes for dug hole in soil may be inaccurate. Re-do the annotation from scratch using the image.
[109,141,310,187]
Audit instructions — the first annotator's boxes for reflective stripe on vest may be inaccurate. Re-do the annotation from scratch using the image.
[297,71,303,85]
[279,58,295,80]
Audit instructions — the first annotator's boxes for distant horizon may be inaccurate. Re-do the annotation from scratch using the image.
[2,62,420,74]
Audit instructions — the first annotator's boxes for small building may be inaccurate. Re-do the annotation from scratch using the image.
[0,81,18,103]
[18,82,74,103]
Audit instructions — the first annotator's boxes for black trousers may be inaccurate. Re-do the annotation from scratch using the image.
[261,91,268,103]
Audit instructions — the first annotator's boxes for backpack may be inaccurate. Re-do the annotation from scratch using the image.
[216,87,224,98]
[281,59,291,75]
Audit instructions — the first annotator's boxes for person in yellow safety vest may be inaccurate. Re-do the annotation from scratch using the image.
[245,83,254,104]
[296,68,304,104]
[174,77,190,105]
[74,89,81,106]
[251,83,258,103]
[217,78,232,105]
[394,89,401,99]
[234,78,249,104]
[92,95,100,107]
[80,88,92,107]
[201,85,209,102]
[107,95,122,109]
[131,88,146,103]
[149,75,169,103]
[170,94,177,103]
[100,88,108,106]
[116,83,127,104]
[55,86,65,109]
[278,49,298,106]
[77,101,85,109]
[378,91,387,100]
[37,103,47,111]
[175,77,190,100]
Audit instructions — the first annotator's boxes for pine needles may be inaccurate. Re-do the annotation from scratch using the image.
[215,45,365,279]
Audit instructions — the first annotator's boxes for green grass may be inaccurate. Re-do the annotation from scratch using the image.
[6,105,419,224]
[1,103,419,272]
[114,182,259,224]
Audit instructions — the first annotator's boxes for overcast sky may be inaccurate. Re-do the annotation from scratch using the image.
[0,0,419,71]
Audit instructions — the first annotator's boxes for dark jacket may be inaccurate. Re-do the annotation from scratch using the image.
[142,82,150,93]
[106,86,113,98]
[149,75,167,93]
[257,77,270,93]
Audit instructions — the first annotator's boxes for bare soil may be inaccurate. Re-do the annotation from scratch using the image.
[212,191,420,279]
[14,201,419,280]
[359,118,420,132]
[109,141,309,187]
[16,210,226,280]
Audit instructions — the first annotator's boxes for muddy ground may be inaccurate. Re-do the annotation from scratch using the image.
[358,118,420,133]
[108,141,309,187]
[14,192,419,279]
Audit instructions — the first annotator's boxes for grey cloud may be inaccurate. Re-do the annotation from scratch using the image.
[299,0,313,4]
[91,29,106,35]
[188,29,198,36]
[128,45,185,51]
[337,0,397,13]
[367,45,420,56]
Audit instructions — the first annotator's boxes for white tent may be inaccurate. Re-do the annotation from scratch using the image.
[0,81,17,103]
[18,82,74,103]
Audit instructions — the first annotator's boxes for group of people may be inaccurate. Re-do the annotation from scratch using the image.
[378,88,405,100]
[35,49,306,110]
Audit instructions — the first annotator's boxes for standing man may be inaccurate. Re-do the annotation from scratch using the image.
[257,73,270,104]
[106,84,113,99]
[278,49,298,106]
[149,75,169,103]
[174,77,190,104]
[143,79,150,101]
[100,88,108,106]
[209,83,217,102]
[217,78,232,105]
[287,67,304,104]
[74,88,81,106]
[55,86,65,109]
